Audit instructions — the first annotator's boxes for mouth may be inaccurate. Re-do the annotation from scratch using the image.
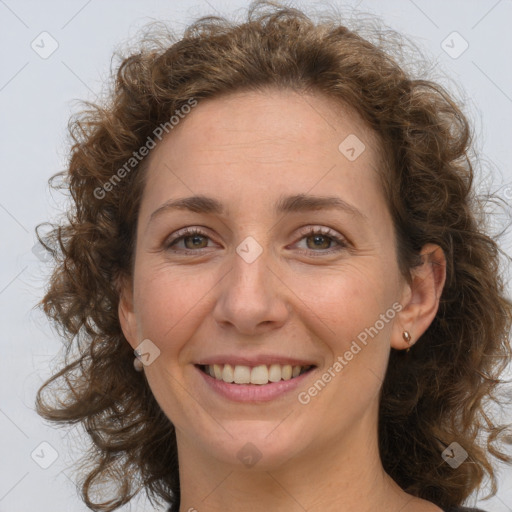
[196,363,315,385]
[194,361,317,403]
[196,364,314,386]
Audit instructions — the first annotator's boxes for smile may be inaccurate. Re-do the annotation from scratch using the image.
[198,363,314,385]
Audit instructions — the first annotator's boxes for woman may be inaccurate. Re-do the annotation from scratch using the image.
[35,2,512,511]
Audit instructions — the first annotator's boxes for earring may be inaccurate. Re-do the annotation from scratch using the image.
[133,350,144,372]
[402,331,412,352]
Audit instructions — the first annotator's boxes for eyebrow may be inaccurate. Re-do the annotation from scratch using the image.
[148,193,367,226]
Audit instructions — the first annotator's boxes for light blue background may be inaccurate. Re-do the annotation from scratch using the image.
[1,1,511,510]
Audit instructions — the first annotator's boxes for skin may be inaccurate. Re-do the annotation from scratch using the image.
[119,88,447,512]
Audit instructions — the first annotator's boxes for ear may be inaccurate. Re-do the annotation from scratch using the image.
[117,273,138,350]
[391,243,446,350]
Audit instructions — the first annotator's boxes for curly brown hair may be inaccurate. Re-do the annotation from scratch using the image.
[35,1,512,510]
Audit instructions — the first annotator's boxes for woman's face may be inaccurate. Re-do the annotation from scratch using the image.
[120,89,413,470]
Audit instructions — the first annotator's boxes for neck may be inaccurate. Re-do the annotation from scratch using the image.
[175,410,419,512]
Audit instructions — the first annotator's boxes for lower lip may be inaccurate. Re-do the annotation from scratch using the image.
[195,365,316,403]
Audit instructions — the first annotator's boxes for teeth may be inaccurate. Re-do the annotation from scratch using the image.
[268,364,282,382]
[213,364,223,379]
[282,364,292,380]
[222,364,234,383]
[204,363,310,385]
[233,365,251,384]
[251,365,269,384]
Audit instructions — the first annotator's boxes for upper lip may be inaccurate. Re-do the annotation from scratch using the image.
[195,355,317,367]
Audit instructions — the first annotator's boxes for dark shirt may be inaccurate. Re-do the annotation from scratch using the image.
[167,507,487,511]
[167,505,487,511]
[445,508,487,512]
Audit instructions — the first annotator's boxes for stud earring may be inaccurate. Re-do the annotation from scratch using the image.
[403,331,412,352]
[133,350,144,372]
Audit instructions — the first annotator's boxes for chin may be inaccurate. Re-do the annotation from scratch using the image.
[198,421,307,470]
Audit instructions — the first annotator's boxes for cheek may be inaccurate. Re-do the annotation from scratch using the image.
[132,264,220,356]
[290,266,397,436]
[297,263,394,343]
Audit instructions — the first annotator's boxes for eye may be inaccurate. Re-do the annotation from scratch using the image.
[164,226,348,256]
[165,227,215,253]
[292,226,348,256]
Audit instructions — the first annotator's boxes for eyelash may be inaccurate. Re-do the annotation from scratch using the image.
[164,226,348,256]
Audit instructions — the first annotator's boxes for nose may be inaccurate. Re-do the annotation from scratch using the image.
[212,244,291,336]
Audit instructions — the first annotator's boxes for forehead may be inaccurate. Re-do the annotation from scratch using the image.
[140,88,386,220]
[162,88,380,161]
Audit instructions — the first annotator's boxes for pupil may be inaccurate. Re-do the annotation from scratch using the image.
[186,235,206,249]
[310,235,329,249]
